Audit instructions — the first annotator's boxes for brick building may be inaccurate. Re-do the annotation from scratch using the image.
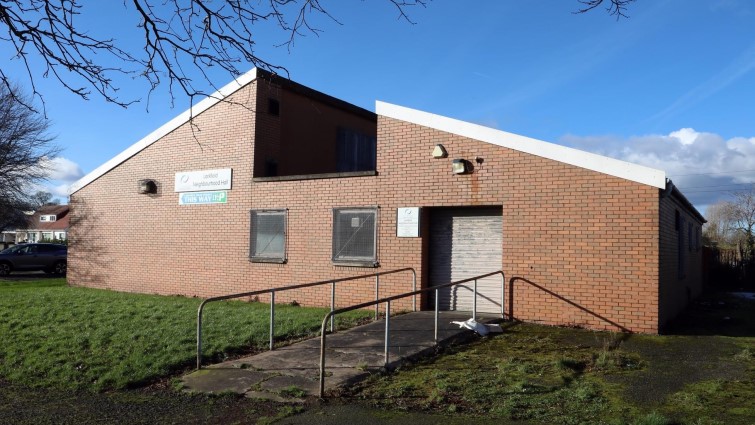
[68,69,705,333]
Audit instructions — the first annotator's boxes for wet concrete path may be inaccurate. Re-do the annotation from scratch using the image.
[181,311,498,401]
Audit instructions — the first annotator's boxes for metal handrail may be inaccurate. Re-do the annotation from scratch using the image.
[196,267,416,369]
[318,270,505,397]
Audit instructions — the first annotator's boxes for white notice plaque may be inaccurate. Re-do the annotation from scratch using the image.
[175,168,232,192]
[397,207,420,237]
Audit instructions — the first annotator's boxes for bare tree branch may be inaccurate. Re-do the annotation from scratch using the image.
[575,0,635,19]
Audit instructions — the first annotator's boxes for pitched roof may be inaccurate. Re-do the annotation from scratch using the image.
[376,101,667,189]
[25,205,70,231]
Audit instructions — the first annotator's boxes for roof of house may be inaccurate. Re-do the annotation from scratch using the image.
[24,205,70,231]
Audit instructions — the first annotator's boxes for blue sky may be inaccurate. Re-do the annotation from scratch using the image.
[3,0,755,213]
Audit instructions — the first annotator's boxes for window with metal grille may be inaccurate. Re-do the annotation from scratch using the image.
[332,207,378,266]
[250,209,287,263]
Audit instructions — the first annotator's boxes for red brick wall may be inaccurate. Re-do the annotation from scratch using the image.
[69,82,259,298]
[253,78,376,177]
[70,78,664,333]
[658,195,704,329]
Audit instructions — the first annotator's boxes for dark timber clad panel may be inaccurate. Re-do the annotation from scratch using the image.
[429,207,503,313]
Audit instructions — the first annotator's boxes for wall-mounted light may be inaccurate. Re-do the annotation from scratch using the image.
[138,179,157,194]
[451,159,470,175]
[432,144,448,158]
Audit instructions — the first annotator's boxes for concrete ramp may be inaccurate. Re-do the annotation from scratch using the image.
[181,311,499,400]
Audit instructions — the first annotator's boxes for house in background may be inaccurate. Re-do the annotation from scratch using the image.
[67,69,705,334]
[1,205,70,248]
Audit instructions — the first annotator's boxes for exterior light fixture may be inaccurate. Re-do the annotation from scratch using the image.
[451,159,469,175]
[138,179,157,194]
[432,144,448,158]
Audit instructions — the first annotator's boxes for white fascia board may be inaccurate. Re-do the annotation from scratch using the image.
[376,101,667,189]
[68,68,259,195]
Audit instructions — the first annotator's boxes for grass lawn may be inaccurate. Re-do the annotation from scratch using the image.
[342,293,755,425]
[0,278,371,392]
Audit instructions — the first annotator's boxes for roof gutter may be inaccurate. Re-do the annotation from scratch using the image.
[662,179,706,224]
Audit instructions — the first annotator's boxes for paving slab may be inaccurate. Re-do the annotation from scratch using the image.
[182,311,500,399]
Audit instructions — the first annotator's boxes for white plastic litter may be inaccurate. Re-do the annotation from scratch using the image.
[451,318,490,336]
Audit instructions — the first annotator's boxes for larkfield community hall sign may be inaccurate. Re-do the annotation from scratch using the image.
[175,168,232,192]
[174,168,232,205]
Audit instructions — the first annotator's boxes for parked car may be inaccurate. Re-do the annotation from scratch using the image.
[0,243,67,276]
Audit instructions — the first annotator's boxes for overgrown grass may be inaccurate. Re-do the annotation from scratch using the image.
[0,279,371,392]
[350,325,643,424]
[348,298,755,425]
[663,372,755,424]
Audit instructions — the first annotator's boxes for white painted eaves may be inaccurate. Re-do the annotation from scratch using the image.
[68,68,259,195]
[376,101,667,189]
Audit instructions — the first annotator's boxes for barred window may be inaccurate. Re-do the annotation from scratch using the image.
[332,207,378,266]
[250,209,287,263]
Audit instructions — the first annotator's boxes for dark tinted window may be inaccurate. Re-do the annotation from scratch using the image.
[336,128,376,172]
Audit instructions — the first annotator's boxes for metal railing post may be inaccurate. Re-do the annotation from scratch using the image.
[330,281,336,333]
[319,315,329,398]
[412,269,417,312]
[501,272,505,319]
[384,301,391,366]
[473,279,478,320]
[374,275,380,320]
[196,302,205,369]
[434,288,439,343]
[269,291,275,351]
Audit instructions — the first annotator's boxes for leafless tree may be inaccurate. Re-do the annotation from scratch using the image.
[727,187,755,257]
[1,1,632,112]
[703,201,737,248]
[575,0,636,19]
[703,187,755,257]
[0,84,58,232]
[31,190,59,207]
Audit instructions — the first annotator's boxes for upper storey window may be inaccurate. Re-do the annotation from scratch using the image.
[337,127,376,172]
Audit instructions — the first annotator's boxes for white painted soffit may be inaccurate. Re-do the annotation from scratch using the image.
[376,101,667,189]
[68,68,260,195]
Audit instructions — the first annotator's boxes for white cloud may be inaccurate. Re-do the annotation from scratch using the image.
[48,183,73,199]
[40,157,85,182]
[560,129,755,210]
[669,128,698,146]
[27,156,84,203]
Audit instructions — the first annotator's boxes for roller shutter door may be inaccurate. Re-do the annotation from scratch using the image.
[429,207,503,313]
